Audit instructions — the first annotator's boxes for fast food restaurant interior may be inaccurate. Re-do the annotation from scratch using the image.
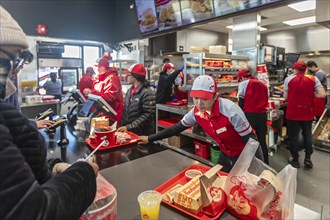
[1,0,329,219]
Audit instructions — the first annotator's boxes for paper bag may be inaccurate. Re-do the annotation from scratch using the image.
[200,164,227,216]
[224,138,297,220]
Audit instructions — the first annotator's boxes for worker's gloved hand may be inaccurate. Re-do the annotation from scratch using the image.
[52,162,71,175]
[178,65,184,72]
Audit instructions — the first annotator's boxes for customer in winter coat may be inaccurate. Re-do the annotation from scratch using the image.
[0,6,98,220]
[117,63,156,135]
[91,56,124,125]
[138,75,264,172]
[156,63,184,103]
[284,61,326,169]
[238,69,269,164]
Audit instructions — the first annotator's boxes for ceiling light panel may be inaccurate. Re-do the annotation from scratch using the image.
[288,0,315,12]
[283,16,316,26]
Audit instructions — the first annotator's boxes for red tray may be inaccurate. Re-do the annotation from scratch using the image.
[157,118,192,131]
[85,131,139,151]
[166,100,187,106]
[155,164,228,220]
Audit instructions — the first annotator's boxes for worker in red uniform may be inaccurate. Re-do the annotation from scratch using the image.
[79,66,94,98]
[90,56,124,125]
[284,61,326,169]
[138,75,263,172]
[238,69,269,164]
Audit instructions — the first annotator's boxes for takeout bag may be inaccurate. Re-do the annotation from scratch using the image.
[224,138,297,220]
[80,174,117,220]
[200,164,227,216]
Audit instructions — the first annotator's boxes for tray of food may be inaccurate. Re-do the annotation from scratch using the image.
[86,131,138,151]
[155,164,228,220]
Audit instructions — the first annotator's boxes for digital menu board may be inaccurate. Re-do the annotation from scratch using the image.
[156,0,182,31]
[135,0,158,34]
[213,0,283,17]
[180,0,214,25]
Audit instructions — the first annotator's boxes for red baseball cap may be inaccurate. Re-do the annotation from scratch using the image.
[292,61,307,70]
[98,57,109,69]
[237,69,251,81]
[126,63,146,76]
[163,63,176,71]
[190,75,217,99]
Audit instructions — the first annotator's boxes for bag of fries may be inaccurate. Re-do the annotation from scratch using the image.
[224,138,297,220]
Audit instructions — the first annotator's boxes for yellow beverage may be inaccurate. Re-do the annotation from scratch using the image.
[138,190,162,220]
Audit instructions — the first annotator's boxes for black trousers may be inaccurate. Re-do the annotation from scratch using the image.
[286,119,313,161]
[245,112,268,164]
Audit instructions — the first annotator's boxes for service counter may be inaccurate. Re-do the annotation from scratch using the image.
[100,150,321,220]
[21,100,60,119]
[40,126,166,170]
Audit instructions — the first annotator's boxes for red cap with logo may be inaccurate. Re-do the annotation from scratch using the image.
[163,63,176,71]
[190,75,217,99]
[292,61,307,70]
[127,63,146,76]
[237,69,251,81]
[98,57,109,69]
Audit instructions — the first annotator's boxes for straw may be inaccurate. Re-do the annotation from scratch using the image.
[84,137,106,162]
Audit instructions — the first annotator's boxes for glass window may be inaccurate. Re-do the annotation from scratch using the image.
[83,46,100,70]
[62,45,81,58]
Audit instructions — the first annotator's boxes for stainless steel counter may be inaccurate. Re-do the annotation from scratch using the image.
[100,150,235,220]
[21,100,60,118]
[100,150,321,220]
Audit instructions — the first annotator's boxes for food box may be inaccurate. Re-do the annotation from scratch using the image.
[209,45,227,54]
[173,175,202,215]
[168,135,193,148]
[190,46,209,53]
[155,164,228,220]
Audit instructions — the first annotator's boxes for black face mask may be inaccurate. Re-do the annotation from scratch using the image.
[308,69,315,74]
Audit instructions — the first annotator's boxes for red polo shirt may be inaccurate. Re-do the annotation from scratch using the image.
[284,72,321,121]
[79,74,93,98]
[238,77,268,113]
[182,98,252,157]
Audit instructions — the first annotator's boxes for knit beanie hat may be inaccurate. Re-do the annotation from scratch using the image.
[0,6,28,49]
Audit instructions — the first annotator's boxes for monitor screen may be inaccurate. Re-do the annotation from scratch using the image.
[285,53,300,69]
[72,89,86,104]
[156,0,182,31]
[135,0,158,34]
[79,99,95,117]
[87,94,117,116]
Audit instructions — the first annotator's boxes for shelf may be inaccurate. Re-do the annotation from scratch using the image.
[217,82,239,87]
[157,124,217,145]
[185,53,249,61]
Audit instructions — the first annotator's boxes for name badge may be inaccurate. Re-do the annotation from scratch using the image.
[216,127,227,134]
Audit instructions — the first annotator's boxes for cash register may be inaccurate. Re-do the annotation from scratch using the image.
[61,89,86,126]
[79,94,117,133]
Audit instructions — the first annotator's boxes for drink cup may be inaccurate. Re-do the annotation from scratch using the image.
[137,190,162,220]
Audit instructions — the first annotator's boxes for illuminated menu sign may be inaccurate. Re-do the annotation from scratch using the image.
[135,0,158,34]
[180,0,214,25]
[156,0,182,31]
[213,0,283,17]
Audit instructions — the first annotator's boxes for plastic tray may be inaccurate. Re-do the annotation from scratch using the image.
[166,100,188,106]
[155,164,228,220]
[157,118,192,131]
[86,131,139,151]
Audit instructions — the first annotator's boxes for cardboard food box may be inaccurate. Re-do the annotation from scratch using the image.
[209,45,227,54]
[173,176,202,215]
[167,135,193,148]
[190,46,209,53]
